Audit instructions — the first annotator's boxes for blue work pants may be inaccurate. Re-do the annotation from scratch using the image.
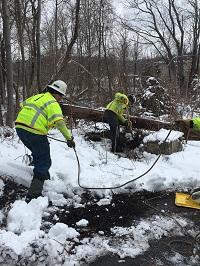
[16,128,51,180]
[103,110,122,152]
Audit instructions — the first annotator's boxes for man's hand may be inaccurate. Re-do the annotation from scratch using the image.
[67,138,75,148]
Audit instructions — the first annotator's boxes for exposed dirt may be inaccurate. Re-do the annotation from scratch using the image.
[1,177,200,265]
[85,129,145,152]
[89,235,196,266]
[0,177,26,207]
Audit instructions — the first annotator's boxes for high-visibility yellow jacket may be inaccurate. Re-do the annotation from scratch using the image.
[15,92,72,139]
[106,92,129,123]
[192,118,200,130]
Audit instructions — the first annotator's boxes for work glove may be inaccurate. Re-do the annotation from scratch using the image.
[191,187,200,202]
[67,137,76,148]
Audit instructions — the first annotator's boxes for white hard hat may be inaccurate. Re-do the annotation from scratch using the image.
[48,80,67,96]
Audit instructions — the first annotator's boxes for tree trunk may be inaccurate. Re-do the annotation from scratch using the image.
[50,0,81,82]
[196,43,200,75]
[26,0,37,96]
[36,0,41,91]
[61,103,200,140]
[0,55,4,125]
[0,34,5,106]
[177,55,185,95]
[2,0,14,126]
[60,103,171,131]
[133,36,139,93]
[54,0,58,74]
[102,28,112,100]
[14,0,27,100]
[188,0,200,90]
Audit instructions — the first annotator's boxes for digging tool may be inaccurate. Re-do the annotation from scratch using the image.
[175,192,200,210]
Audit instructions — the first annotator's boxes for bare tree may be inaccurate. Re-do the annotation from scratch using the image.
[0,34,4,125]
[36,0,41,90]
[1,0,14,126]
[100,0,113,100]
[54,0,58,73]
[132,35,140,93]
[14,0,28,99]
[50,0,81,81]
[188,0,200,87]
[74,0,114,103]
[0,34,6,103]
[124,0,188,94]
[116,28,131,93]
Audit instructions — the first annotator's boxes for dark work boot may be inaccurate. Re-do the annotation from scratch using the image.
[25,177,44,203]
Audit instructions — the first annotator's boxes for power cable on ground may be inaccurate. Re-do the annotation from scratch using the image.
[47,135,200,257]
[47,127,172,190]
[60,57,175,189]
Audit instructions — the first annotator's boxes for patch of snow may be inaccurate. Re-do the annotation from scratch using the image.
[76,219,89,227]
[0,179,4,196]
[48,223,79,243]
[97,197,112,206]
[1,126,200,264]
[7,197,48,233]
[0,229,43,255]
[143,128,183,143]
[0,210,4,224]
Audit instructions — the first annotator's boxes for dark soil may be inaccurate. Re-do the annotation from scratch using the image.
[57,191,154,235]
[54,189,200,234]
[1,177,200,265]
[0,176,27,209]
[89,235,196,266]
[85,129,144,151]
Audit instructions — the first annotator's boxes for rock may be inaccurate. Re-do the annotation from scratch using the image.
[144,139,183,155]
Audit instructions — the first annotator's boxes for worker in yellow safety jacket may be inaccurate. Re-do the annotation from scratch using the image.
[175,117,200,201]
[15,80,75,203]
[187,118,200,201]
[175,117,200,139]
[190,117,200,130]
[103,92,136,153]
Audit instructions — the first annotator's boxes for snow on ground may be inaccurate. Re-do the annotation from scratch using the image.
[143,128,183,143]
[0,126,200,265]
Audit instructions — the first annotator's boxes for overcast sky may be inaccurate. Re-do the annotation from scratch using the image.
[112,0,126,16]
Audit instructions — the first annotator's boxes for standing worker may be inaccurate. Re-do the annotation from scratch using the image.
[15,80,75,203]
[103,92,136,153]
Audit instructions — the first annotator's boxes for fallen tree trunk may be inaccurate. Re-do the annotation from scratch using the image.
[61,103,171,131]
[60,103,200,140]
[188,131,200,140]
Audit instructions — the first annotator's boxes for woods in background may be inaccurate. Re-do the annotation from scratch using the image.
[0,0,200,126]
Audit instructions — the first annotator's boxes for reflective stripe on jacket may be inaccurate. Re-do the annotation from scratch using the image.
[15,92,64,135]
[106,92,129,124]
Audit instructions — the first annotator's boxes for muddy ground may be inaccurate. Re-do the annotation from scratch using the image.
[1,177,200,265]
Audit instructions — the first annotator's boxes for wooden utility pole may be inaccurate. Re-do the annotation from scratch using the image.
[61,103,200,140]
[61,103,171,131]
